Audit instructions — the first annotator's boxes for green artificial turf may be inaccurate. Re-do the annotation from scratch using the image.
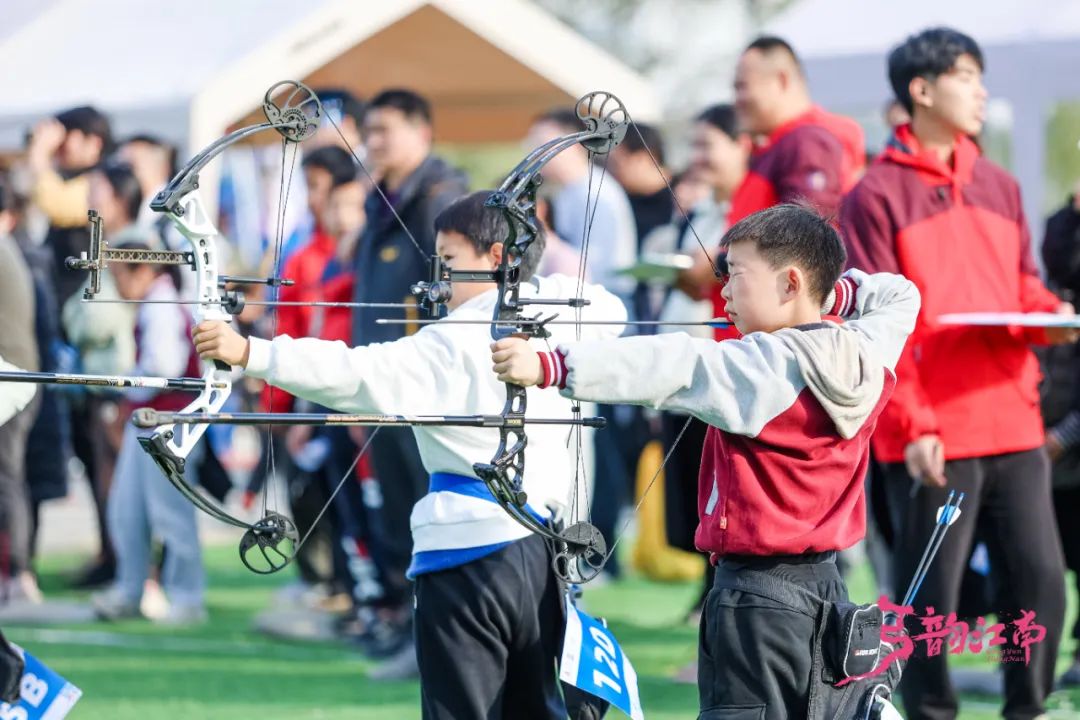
[5,547,1079,719]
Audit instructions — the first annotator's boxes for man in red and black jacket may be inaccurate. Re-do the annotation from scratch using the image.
[704,36,866,340]
[841,27,1071,720]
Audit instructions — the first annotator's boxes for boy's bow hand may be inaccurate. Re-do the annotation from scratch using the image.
[491,338,543,387]
[193,320,250,369]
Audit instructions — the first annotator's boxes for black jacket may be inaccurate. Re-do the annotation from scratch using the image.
[352,154,468,346]
[1039,197,1080,488]
[1042,197,1080,296]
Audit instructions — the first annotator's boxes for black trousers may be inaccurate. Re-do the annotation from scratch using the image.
[0,393,38,576]
[698,553,848,719]
[414,535,566,720]
[662,412,709,553]
[317,425,385,606]
[369,427,428,610]
[591,404,651,578]
[1053,482,1080,649]
[884,448,1066,720]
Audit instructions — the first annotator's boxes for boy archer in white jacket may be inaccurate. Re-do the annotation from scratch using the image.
[492,204,921,718]
[193,191,626,719]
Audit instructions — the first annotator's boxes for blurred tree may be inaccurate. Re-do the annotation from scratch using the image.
[1046,102,1080,213]
[531,0,796,144]
[534,0,796,75]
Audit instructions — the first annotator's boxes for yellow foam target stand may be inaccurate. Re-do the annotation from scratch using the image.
[631,440,705,582]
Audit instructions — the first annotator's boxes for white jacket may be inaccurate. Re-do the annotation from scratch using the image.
[245,274,627,557]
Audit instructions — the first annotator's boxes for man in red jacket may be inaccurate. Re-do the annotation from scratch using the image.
[841,27,1072,720]
[704,36,866,339]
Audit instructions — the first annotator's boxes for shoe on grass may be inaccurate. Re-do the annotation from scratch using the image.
[91,588,142,621]
[1057,657,1080,689]
[368,642,419,681]
[140,579,170,621]
[154,603,208,627]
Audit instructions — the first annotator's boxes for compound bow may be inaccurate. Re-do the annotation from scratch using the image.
[63,81,327,572]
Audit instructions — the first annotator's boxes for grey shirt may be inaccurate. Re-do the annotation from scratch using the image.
[0,234,38,372]
[551,173,638,303]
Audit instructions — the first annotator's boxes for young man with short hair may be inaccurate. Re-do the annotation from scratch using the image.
[194,191,625,718]
[352,89,469,658]
[841,26,1071,720]
[493,203,920,717]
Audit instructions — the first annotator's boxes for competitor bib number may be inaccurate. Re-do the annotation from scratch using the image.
[0,648,81,720]
[560,595,644,720]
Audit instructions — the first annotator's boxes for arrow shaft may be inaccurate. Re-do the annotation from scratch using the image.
[0,370,223,392]
[133,410,607,429]
[375,318,731,327]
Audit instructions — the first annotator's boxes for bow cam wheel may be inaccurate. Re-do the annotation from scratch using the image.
[239,512,299,574]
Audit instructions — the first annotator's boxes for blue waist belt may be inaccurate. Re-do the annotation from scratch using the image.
[428,472,548,523]
[407,473,549,579]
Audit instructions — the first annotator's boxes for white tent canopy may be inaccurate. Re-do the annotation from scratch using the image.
[768,0,1080,231]
[0,0,659,153]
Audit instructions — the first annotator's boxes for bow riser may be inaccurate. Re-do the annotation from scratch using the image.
[145,189,233,466]
[168,191,232,325]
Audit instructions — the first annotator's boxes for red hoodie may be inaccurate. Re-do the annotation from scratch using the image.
[715,106,865,340]
[840,124,1059,462]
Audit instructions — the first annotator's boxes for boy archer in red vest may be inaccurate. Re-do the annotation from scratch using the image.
[492,203,919,718]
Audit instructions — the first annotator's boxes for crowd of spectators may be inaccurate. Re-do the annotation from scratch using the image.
[1,25,1080,718]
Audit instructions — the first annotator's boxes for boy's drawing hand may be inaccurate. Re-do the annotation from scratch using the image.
[193,320,250,368]
[491,337,543,387]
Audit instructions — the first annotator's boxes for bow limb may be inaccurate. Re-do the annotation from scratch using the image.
[60,81,332,574]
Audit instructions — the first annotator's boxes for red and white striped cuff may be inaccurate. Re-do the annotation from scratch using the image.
[537,349,568,390]
[828,276,858,318]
